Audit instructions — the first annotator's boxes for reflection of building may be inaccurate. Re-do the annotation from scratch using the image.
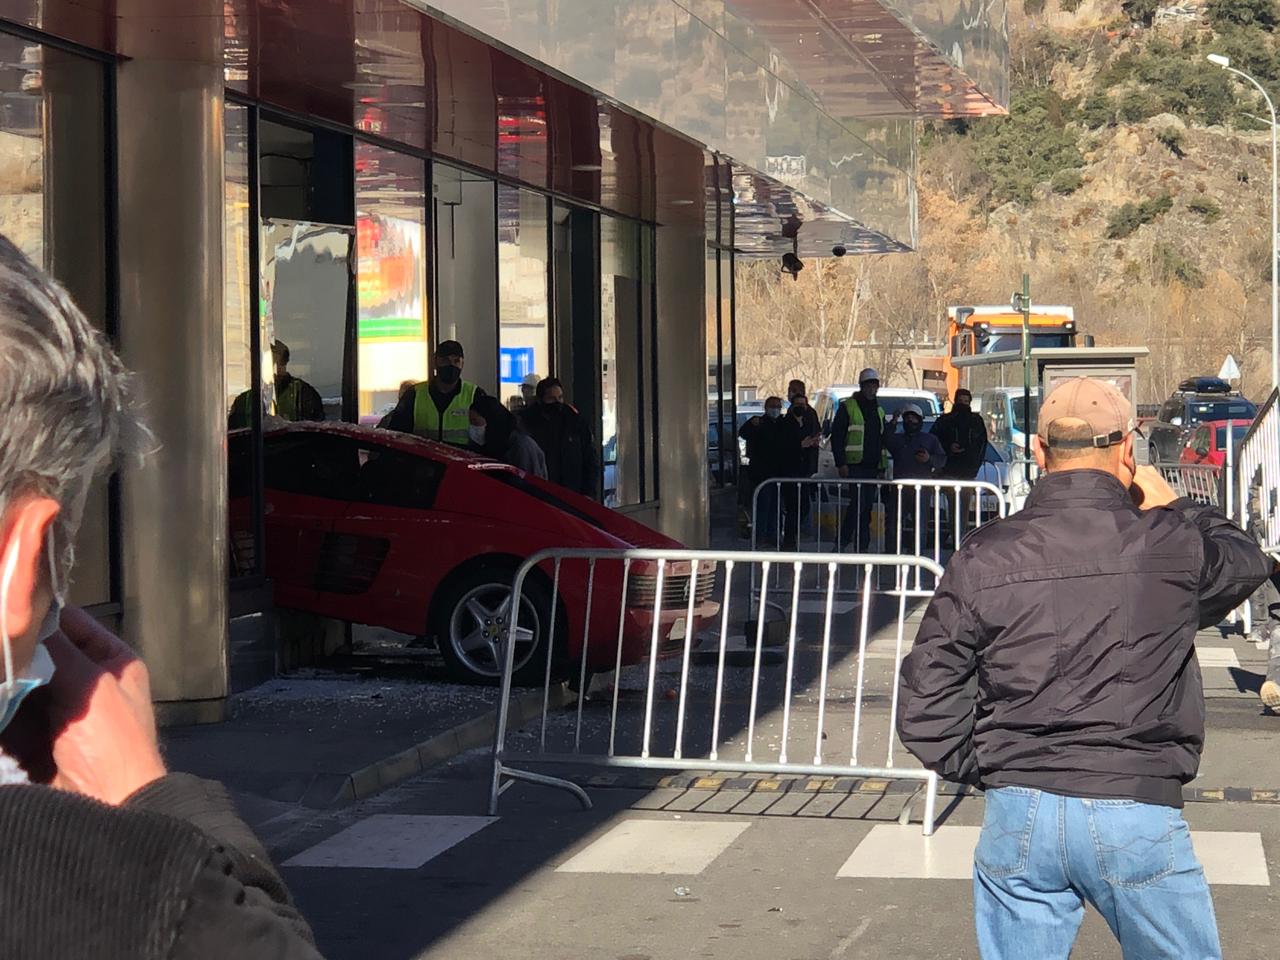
[0,0,1005,717]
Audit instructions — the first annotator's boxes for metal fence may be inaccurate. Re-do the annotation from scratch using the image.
[748,478,1006,598]
[1236,388,1280,554]
[488,548,946,835]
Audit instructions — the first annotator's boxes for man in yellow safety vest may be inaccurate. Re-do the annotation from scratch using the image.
[385,340,485,446]
[830,367,888,551]
[227,340,324,428]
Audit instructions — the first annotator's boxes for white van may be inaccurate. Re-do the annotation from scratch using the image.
[979,386,1040,462]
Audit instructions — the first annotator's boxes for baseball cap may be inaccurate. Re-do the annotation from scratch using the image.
[1037,378,1135,449]
[902,403,924,419]
[858,367,880,384]
[435,339,465,359]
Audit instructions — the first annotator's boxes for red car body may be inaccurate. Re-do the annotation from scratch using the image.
[1178,418,1253,468]
[228,423,717,680]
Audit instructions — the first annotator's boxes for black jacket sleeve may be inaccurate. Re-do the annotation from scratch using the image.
[896,560,982,785]
[578,417,599,498]
[126,774,322,958]
[1171,500,1275,628]
[830,402,850,468]
[385,389,417,434]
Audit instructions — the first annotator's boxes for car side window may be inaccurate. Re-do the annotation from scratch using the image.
[264,433,361,500]
[355,442,444,510]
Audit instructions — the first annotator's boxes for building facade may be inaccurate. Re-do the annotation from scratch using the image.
[0,0,1006,717]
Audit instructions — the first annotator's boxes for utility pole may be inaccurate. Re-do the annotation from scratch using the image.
[1012,275,1033,485]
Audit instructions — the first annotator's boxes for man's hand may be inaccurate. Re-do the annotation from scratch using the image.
[43,607,166,806]
[838,465,849,479]
[1130,465,1179,511]
[915,450,932,464]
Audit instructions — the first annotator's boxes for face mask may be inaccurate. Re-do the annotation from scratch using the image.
[766,408,781,419]
[904,419,923,435]
[544,402,564,414]
[955,401,971,412]
[791,405,806,415]
[468,425,486,446]
[0,531,61,734]
[436,363,461,386]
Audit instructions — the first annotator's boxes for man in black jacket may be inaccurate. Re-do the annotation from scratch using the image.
[898,377,1273,960]
[931,388,987,480]
[0,235,321,959]
[520,377,599,498]
[740,397,805,548]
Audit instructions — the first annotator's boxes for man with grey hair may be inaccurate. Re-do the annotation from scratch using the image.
[0,236,323,958]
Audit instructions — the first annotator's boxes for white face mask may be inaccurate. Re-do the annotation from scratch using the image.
[0,530,61,733]
[766,408,782,419]
[468,425,486,446]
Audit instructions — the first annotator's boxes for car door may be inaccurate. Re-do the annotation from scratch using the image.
[312,439,449,632]
[261,431,361,611]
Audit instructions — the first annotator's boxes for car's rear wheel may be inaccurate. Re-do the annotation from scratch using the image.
[434,565,559,686]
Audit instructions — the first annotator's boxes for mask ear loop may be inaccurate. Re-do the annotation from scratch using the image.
[0,540,20,696]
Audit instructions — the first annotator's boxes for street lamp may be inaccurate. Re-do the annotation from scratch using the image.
[1209,53,1279,390]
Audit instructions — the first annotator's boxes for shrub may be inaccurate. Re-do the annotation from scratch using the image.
[1025,0,1047,14]
[1157,127,1186,156]
[1118,89,1161,123]
[971,89,1084,205]
[1206,0,1278,29]
[1052,169,1085,194]
[1188,196,1222,221]
[1060,0,1084,11]
[1079,92,1115,129]
[1123,0,1160,24]
[1153,242,1207,287]
[1130,50,1237,126]
[1106,194,1174,239]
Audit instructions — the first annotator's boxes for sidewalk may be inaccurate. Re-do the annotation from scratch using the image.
[161,669,557,813]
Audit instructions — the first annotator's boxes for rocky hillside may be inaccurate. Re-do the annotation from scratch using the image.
[738,0,1280,403]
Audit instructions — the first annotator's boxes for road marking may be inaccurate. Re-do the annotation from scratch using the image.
[837,825,1269,885]
[556,818,749,875]
[283,814,496,870]
[1196,646,1242,668]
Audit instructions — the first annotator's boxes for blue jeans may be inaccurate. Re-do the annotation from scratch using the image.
[975,787,1220,960]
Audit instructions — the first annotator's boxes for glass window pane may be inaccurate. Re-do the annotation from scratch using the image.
[602,215,645,507]
[356,142,429,423]
[498,185,549,409]
[224,102,259,578]
[434,162,498,392]
[0,37,112,604]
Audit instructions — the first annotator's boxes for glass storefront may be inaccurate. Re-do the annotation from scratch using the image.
[434,162,498,392]
[497,185,550,408]
[706,158,737,489]
[0,30,115,608]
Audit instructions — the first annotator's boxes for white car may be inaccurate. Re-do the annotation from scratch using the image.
[813,387,943,477]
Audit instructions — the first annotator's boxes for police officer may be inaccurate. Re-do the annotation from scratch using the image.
[830,367,887,550]
[385,340,485,446]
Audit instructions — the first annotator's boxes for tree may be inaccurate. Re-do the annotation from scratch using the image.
[1206,0,1279,29]
[971,89,1084,205]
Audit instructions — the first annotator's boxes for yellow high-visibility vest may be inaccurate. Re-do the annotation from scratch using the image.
[413,380,477,445]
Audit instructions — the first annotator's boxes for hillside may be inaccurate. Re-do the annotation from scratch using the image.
[736,0,1280,404]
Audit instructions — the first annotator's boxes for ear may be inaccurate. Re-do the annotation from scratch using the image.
[1,496,60,644]
[1031,434,1049,471]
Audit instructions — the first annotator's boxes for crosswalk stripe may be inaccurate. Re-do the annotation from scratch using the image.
[837,825,1269,885]
[283,814,496,870]
[1196,646,1242,669]
[555,819,749,875]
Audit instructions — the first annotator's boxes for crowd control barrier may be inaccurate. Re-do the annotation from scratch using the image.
[487,548,946,835]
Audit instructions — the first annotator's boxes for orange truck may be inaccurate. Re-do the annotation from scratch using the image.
[910,305,1082,407]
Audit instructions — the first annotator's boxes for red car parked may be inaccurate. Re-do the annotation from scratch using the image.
[1178,418,1253,468]
[229,423,717,684]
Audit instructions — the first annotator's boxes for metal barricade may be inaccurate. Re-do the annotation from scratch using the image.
[748,478,1006,599]
[1236,388,1280,553]
[1154,462,1223,507]
[487,548,946,835]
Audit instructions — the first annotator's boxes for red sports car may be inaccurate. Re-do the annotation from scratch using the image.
[1179,418,1253,468]
[229,423,717,684]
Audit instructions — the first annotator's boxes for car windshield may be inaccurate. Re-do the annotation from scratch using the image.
[1189,400,1256,424]
[982,441,1004,463]
[878,396,940,418]
[1214,423,1251,447]
[982,332,1073,354]
[1012,395,1039,433]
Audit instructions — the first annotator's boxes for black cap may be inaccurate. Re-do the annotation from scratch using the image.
[435,339,465,359]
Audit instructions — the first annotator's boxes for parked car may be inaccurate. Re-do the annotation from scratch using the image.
[1178,418,1253,468]
[978,386,1040,464]
[1148,378,1258,462]
[813,387,941,476]
[228,423,718,685]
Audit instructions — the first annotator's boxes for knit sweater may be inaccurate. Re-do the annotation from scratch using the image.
[0,773,321,960]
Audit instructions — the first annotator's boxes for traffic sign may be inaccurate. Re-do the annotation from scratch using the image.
[1218,354,1241,380]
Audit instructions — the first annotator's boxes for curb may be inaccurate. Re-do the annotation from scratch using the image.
[318,684,573,808]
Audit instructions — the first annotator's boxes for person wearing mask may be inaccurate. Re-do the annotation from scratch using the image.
[385,340,485,446]
[376,379,417,430]
[520,378,599,497]
[830,368,888,551]
[883,404,947,549]
[0,235,322,958]
[931,388,988,481]
[897,378,1275,960]
[786,383,822,477]
[740,396,805,548]
[469,395,547,479]
[227,340,325,428]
